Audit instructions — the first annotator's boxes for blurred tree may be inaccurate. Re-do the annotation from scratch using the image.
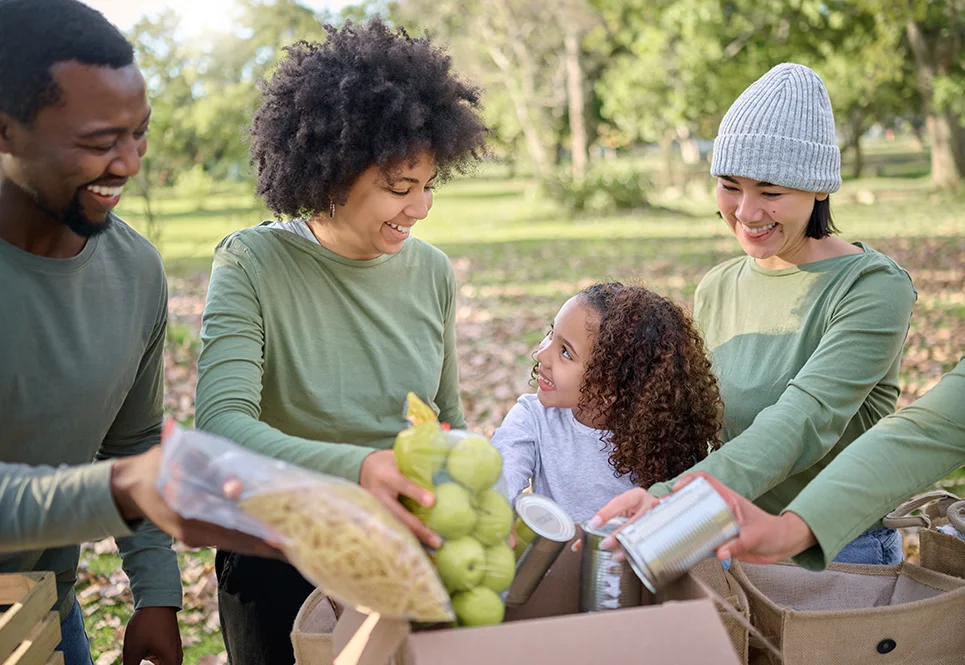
[889,0,964,188]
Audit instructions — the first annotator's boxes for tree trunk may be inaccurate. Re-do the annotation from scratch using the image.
[849,111,865,179]
[563,26,587,183]
[659,133,676,190]
[479,0,552,181]
[135,167,161,249]
[906,20,965,189]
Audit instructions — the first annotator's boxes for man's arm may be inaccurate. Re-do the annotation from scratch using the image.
[0,461,133,552]
[95,276,182,612]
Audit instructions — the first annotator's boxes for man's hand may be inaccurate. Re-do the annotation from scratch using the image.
[123,607,182,665]
[110,446,284,559]
[360,450,442,549]
[672,472,818,564]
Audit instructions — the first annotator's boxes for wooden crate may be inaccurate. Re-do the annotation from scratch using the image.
[0,573,64,665]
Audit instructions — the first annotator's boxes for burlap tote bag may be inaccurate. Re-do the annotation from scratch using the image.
[728,559,965,665]
[690,558,750,664]
[883,489,965,579]
[292,590,405,665]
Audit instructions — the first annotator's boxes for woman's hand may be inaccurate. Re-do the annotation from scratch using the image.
[359,450,442,548]
[672,472,818,564]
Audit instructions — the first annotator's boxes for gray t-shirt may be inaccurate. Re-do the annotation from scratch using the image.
[492,394,635,523]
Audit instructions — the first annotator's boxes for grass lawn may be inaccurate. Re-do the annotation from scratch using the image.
[79,144,965,664]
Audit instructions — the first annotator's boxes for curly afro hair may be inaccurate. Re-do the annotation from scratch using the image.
[533,283,723,487]
[249,18,489,218]
[0,0,134,124]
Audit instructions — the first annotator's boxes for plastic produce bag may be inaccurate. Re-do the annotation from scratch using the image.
[393,394,516,627]
[156,424,453,623]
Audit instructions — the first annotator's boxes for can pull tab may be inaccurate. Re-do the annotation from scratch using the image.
[691,575,783,663]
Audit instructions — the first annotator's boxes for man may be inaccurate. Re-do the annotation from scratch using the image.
[593,357,965,569]
[3,1,191,663]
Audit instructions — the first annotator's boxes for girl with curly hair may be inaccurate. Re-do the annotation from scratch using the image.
[493,282,723,522]
[193,19,487,664]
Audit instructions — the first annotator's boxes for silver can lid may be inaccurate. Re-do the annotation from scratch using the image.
[580,516,627,539]
[515,494,575,542]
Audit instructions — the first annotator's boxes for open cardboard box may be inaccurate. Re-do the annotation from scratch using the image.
[299,535,741,665]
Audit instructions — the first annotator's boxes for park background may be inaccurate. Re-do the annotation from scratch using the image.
[77,1,965,662]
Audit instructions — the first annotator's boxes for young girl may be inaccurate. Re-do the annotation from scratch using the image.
[492,282,723,522]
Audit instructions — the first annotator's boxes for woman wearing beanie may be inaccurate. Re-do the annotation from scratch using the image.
[597,63,916,565]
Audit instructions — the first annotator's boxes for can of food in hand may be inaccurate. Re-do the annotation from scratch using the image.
[615,476,739,593]
[579,517,643,612]
[504,494,576,606]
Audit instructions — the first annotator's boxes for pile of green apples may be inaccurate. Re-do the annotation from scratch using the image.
[394,421,516,627]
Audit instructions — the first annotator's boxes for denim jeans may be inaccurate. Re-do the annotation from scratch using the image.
[56,599,94,665]
[833,526,903,565]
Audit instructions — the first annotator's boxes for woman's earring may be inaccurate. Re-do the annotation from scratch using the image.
[330,201,335,218]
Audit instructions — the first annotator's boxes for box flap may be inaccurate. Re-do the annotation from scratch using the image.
[406,597,740,665]
[333,608,410,665]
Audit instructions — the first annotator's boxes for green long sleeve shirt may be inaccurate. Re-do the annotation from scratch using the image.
[790,357,965,570]
[0,218,182,618]
[649,244,917,516]
[195,226,465,480]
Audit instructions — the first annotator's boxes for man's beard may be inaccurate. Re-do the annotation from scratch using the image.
[54,190,113,238]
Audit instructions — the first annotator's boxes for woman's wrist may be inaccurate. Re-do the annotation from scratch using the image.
[780,511,818,557]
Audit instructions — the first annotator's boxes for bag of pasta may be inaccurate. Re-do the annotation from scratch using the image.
[393,394,515,628]
[156,423,453,623]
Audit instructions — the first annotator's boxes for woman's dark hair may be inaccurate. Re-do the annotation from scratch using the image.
[806,197,838,239]
[0,0,134,124]
[533,283,723,487]
[249,18,489,218]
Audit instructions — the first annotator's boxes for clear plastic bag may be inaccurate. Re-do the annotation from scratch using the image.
[393,394,516,627]
[156,424,453,623]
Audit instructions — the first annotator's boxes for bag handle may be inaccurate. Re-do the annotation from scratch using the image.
[947,500,965,536]
[692,573,783,663]
[882,490,962,529]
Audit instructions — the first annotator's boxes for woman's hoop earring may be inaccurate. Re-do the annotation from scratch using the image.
[330,201,336,218]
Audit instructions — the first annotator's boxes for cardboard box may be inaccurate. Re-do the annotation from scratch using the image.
[294,542,742,665]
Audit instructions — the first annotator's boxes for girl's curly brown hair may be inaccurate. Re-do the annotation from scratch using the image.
[534,283,723,487]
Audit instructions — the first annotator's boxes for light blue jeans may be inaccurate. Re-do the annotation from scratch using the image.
[56,599,94,665]
[833,526,903,565]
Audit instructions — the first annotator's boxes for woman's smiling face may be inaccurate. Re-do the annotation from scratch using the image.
[716,175,828,268]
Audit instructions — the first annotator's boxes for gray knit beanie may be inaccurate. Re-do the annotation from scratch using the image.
[711,63,841,193]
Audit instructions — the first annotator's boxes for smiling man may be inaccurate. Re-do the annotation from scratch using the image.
[0,1,182,664]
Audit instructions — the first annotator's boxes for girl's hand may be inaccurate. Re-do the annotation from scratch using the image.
[359,450,442,548]
[589,487,661,552]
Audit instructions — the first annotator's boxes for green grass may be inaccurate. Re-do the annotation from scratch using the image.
[80,145,965,663]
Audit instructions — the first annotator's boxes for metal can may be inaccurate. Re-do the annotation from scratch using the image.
[579,517,643,612]
[504,494,576,607]
[615,476,739,593]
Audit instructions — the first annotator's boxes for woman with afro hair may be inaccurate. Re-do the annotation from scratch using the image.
[493,282,723,523]
[193,19,487,663]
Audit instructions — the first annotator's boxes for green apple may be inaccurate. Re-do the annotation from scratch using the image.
[481,543,515,593]
[433,536,486,593]
[401,496,433,524]
[451,587,505,627]
[427,483,477,539]
[471,490,513,545]
[447,435,503,493]
[394,422,449,488]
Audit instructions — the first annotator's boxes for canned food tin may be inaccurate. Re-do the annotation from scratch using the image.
[504,494,576,606]
[615,476,739,593]
[579,517,642,612]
